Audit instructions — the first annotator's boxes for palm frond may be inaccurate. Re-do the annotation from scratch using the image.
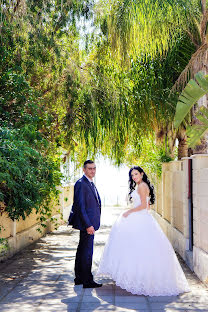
[187,106,208,147]
[171,43,208,92]
[174,71,208,128]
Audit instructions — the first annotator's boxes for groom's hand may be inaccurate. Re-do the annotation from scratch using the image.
[86,226,95,235]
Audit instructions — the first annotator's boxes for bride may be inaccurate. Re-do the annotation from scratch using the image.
[97,166,190,296]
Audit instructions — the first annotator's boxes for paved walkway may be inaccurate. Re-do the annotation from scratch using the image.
[0,206,208,312]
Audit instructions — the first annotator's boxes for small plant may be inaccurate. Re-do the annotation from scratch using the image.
[0,238,9,255]
[0,225,9,255]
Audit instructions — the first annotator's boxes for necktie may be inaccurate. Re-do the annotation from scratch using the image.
[91,182,99,203]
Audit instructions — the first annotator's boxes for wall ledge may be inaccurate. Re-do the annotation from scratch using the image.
[0,222,47,262]
[0,214,63,263]
[191,154,208,158]
[193,246,208,284]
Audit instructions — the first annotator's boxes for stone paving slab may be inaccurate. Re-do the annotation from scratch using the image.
[0,206,208,312]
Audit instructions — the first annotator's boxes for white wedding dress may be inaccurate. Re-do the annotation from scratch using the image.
[97,190,190,296]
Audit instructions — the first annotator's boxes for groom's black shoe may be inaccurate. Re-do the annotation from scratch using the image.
[83,281,102,288]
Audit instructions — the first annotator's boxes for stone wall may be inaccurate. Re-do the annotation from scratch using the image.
[0,184,74,262]
[153,160,188,259]
[152,155,208,283]
[192,155,208,283]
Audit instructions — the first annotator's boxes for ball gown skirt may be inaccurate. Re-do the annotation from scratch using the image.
[97,190,190,296]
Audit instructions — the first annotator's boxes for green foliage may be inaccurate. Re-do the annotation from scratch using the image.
[174,71,208,147]
[0,127,62,221]
[174,72,208,128]
[100,0,200,61]
[0,0,205,209]
[187,106,208,147]
[91,0,204,162]
[78,30,195,166]
[0,0,93,223]
[0,238,9,255]
[124,136,174,182]
[0,0,95,149]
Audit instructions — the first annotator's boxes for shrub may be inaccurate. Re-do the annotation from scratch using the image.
[0,127,62,222]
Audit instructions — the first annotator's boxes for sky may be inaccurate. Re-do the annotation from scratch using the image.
[95,156,130,207]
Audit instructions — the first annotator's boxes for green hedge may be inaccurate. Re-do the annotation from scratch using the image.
[0,127,62,222]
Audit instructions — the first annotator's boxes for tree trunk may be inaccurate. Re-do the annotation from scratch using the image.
[178,128,188,159]
[178,137,188,159]
[193,135,208,154]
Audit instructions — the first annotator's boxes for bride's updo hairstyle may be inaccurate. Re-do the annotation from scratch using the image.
[129,166,155,205]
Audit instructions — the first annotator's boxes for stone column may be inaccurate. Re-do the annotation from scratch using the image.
[181,157,191,244]
[11,220,16,237]
[162,162,172,224]
[192,154,208,283]
[181,157,194,270]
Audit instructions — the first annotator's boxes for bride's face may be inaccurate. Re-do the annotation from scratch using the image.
[131,169,143,184]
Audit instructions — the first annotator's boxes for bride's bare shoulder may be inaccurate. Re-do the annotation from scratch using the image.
[138,182,149,194]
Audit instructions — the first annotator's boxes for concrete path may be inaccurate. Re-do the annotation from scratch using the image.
[0,206,208,312]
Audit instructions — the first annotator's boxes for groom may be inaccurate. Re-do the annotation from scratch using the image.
[68,160,102,288]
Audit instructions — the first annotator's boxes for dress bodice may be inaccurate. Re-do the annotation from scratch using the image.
[131,190,149,209]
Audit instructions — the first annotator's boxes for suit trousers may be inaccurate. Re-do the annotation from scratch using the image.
[75,230,94,284]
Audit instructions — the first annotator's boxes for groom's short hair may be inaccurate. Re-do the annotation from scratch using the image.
[83,160,94,168]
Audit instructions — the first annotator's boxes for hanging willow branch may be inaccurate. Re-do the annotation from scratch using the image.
[104,0,201,62]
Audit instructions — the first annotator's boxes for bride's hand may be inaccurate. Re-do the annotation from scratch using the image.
[123,211,130,218]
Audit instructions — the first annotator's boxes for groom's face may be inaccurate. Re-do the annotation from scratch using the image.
[83,163,96,180]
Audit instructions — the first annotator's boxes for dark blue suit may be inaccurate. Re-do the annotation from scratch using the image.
[68,175,101,284]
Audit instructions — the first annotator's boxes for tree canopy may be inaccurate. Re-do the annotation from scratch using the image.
[1,0,207,221]
[0,0,97,222]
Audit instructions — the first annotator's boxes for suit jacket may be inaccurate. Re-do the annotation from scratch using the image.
[68,175,101,231]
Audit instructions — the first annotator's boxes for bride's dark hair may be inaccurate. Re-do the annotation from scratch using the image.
[129,166,155,205]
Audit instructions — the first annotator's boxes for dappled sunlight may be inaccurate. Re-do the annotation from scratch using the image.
[1,0,208,311]
[1,216,208,311]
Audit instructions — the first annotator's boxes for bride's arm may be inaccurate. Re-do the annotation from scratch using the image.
[123,183,148,218]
